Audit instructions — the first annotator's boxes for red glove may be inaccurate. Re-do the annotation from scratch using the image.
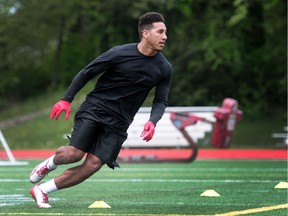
[140,121,155,142]
[50,100,71,120]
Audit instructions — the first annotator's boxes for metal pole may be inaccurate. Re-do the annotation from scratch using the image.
[0,129,16,162]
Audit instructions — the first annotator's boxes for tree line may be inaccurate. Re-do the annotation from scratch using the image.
[0,0,286,118]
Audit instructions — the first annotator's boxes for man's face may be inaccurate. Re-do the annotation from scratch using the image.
[145,22,167,51]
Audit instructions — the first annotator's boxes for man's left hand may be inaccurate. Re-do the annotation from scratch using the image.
[140,121,155,142]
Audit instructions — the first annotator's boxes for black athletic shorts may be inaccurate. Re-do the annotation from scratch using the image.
[69,100,129,169]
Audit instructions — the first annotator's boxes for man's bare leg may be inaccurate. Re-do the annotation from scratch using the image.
[30,146,103,208]
[30,146,85,184]
[54,153,103,189]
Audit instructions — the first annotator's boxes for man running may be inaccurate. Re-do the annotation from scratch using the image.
[29,11,172,208]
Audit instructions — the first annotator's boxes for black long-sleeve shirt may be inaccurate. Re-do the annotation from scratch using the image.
[62,43,173,125]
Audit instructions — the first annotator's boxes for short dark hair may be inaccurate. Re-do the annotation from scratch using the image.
[138,12,165,37]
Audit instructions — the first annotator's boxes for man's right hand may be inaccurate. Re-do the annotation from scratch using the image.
[50,100,71,120]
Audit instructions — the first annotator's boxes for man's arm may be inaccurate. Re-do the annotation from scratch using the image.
[149,72,172,125]
[141,68,172,142]
[51,47,117,120]
[63,47,117,102]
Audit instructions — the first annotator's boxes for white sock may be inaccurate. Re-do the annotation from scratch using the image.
[38,179,58,194]
[47,155,57,170]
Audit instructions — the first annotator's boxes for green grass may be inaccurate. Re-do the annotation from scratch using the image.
[0,160,287,215]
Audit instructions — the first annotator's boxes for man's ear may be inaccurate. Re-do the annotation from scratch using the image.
[142,29,149,39]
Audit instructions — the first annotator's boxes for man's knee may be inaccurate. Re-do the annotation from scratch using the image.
[83,154,103,174]
[55,146,85,164]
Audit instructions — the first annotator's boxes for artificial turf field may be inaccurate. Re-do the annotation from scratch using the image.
[0,159,287,216]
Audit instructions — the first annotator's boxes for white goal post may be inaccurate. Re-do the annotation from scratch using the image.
[0,129,28,166]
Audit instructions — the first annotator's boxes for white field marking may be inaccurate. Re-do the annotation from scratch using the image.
[118,168,287,172]
[0,169,32,172]
[0,178,285,183]
[0,162,286,172]
[95,188,283,193]
[0,194,61,207]
[0,194,30,207]
[86,179,285,183]
[0,179,30,182]
[0,203,287,216]
[215,203,288,216]
[114,201,281,207]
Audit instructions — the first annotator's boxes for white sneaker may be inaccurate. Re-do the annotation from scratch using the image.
[30,185,52,208]
[30,159,55,183]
